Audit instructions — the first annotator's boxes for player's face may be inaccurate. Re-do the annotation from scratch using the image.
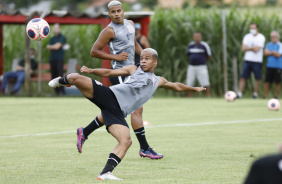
[271,33,279,43]
[140,52,157,72]
[250,24,258,32]
[135,29,140,36]
[108,5,124,24]
[53,24,60,35]
[193,33,202,43]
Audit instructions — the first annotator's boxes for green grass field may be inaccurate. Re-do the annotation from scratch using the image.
[0,97,282,184]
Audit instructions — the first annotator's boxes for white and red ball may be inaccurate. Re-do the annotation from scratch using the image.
[224,91,237,102]
[26,18,50,41]
[267,99,280,111]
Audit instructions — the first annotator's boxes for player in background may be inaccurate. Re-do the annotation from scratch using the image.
[134,23,150,65]
[86,0,163,159]
[48,48,206,180]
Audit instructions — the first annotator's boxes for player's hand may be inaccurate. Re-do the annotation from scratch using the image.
[80,65,90,74]
[115,52,128,61]
[194,87,206,92]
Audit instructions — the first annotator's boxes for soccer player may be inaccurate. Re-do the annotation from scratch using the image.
[89,0,161,159]
[48,48,206,180]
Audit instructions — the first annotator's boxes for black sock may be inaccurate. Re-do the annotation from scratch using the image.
[83,117,104,138]
[134,127,150,150]
[100,153,121,175]
[58,75,70,85]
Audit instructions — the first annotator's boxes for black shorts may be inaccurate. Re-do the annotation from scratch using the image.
[87,79,128,131]
[265,68,281,84]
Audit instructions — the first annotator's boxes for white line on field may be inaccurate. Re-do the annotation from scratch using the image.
[0,118,282,139]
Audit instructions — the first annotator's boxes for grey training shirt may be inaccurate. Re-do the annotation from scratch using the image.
[107,19,135,69]
[110,66,160,118]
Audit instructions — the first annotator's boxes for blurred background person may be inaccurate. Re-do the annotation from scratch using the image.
[0,48,37,95]
[47,23,66,95]
[244,144,282,184]
[134,23,150,65]
[186,32,211,97]
[263,31,282,99]
[237,23,265,99]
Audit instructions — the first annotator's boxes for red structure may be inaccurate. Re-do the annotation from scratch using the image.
[0,11,153,90]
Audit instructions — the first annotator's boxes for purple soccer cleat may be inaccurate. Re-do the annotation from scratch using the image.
[139,147,163,159]
[77,127,87,153]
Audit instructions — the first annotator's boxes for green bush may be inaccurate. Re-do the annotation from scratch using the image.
[3,24,102,74]
[149,7,282,97]
[3,7,282,97]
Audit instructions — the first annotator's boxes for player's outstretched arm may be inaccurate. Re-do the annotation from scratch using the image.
[90,27,128,61]
[158,77,206,92]
[80,65,137,78]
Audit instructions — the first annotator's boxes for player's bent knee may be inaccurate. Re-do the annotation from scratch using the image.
[67,73,80,84]
[120,137,132,148]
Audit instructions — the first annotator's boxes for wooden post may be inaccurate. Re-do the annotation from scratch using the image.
[0,24,3,93]
[222,10,228,92]
[25,12,37,96]
[232,57,238,92]
[101,17,111,87]
[37,11,48,94]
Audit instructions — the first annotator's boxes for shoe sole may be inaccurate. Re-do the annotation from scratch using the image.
[139,152,163,159]
[77,128,83,153]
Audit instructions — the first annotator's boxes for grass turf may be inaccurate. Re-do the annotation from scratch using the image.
[0,97,282,184]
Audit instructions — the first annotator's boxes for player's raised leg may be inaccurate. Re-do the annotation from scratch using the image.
[131,107,163,159]
[48,73,93,99]
[97,124,132,180]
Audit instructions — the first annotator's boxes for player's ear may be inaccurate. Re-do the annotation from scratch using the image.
[153,58,157,68]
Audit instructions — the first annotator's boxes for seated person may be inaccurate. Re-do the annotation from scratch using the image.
[1,48,37,94]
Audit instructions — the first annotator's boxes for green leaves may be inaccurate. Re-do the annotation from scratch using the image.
[150,7,282,96]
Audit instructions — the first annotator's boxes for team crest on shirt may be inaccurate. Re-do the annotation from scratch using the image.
[127,25,135,33]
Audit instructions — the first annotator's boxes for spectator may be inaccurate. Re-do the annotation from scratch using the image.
[186,32,211,97]
[264,31,282,99]
[0,48,37,95]
[237,23,265,99]
[47,23,66,95]
[244,144,282,184]
[134,23,150,65]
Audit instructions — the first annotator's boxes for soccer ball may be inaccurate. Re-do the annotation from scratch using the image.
[26,18,50,41]
[224,91,237,102]
[267,99,280,111]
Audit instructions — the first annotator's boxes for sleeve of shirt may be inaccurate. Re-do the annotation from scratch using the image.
[278,43,282,55]
[204,42,212,56]
[257,35,265,48]
[201,42,211,56]
[185,44,191,56]
[242,35,248,44]
[31,60,38,71]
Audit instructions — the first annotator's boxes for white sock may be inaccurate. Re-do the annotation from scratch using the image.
[237,92,242,97]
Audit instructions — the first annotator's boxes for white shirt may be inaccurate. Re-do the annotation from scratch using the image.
[242,33,265,63]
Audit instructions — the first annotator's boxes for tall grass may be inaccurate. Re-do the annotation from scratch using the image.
[150,7,282,97]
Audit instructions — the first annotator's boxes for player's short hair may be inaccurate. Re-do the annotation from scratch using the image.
[250,22,259,29]
[142,48,158,59]
[108,1,122,9]
[271,30,280,38]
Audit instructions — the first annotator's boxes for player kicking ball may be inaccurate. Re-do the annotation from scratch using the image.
[48,48,206,180]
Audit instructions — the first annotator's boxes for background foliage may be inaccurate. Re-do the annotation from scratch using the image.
[149,7,282,97]
[3,7,282,96]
